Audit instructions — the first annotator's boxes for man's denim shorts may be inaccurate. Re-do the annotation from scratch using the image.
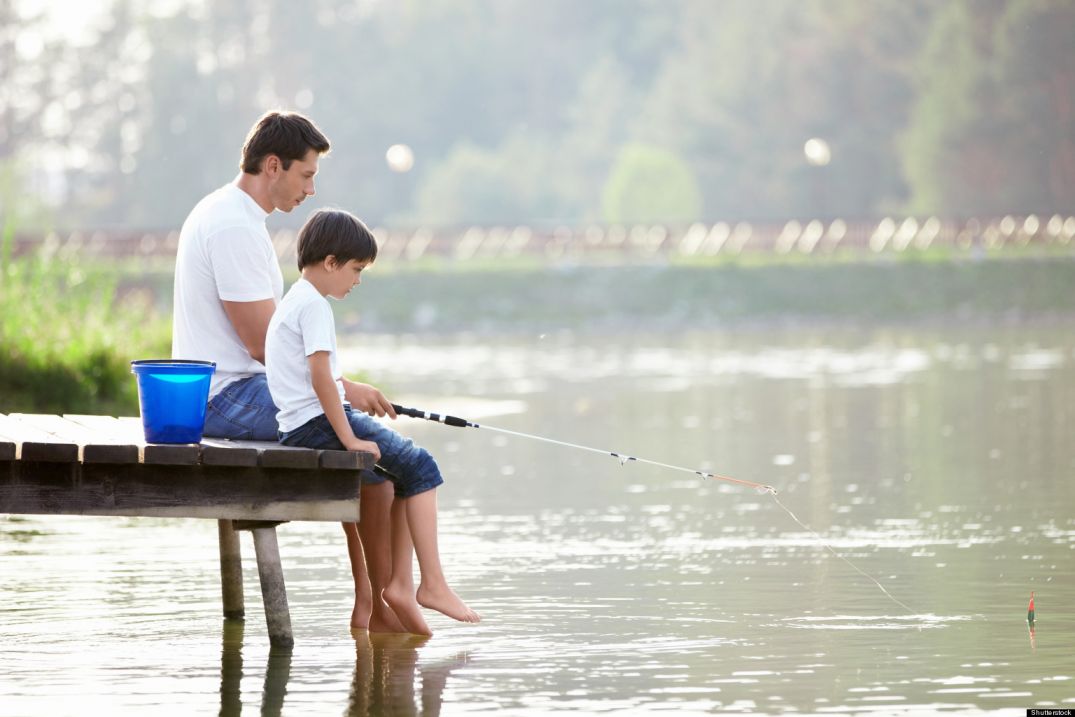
[279,407,444,499]
[204,374,279,441]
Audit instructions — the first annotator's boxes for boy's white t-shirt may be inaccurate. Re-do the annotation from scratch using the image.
[172,182,284,397]
[265,277,347,433]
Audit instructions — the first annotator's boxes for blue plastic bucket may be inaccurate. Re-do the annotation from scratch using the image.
[130,360,216,444]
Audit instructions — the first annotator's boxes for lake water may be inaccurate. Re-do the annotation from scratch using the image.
[2,326,1073,715]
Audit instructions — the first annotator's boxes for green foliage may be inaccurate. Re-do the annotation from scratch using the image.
[0,252,170,415]
[4,0,1074,227]
[601,144,702,224]
[902,0,1075,215]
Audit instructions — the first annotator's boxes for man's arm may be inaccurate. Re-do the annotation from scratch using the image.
[222,298,276,364]
[309,352,381,460]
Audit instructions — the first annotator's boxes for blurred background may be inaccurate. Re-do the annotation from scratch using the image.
[2,0,1073,232]
[0,0,1073,411]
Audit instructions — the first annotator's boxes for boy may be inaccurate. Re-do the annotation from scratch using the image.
[265,208,479,636]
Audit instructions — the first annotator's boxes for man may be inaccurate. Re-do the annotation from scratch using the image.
[172,110,404,632]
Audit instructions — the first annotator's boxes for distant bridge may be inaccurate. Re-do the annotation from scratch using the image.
[10,214,1075,264]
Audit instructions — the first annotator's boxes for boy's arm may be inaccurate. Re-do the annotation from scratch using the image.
[342,378,397,418]
[308,351,382,461]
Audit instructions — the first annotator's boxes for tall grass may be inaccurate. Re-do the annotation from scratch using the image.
[0,240,170,416]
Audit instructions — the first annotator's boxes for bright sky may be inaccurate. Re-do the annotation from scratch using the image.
[17,0,104,44]
[17,0,188,44]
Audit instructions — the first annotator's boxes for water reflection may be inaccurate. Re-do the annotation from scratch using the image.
[216,622,466,716]
[346,631,467,717]
[219,621,292,717]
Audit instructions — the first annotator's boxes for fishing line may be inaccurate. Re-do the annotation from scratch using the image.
[391,402,917,615]
[769,492,916,615]
[390,403,776,493]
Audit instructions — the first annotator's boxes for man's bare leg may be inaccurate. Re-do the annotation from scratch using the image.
[382,499,432,635]
[357,481,405,633]
[405,489,480,624]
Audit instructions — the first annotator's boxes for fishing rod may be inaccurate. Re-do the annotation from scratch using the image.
[390,403,776,494]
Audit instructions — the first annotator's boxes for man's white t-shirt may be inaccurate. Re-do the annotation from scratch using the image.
[265,277,347,433]
[172,182,284,397]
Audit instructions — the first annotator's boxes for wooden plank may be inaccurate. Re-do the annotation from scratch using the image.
[65,414,143,441]
[142,443,203,465]
[202,438,321,470]
[14,414,139,464]
[200,439,260,467]
[320,448,371,470]
[0,462,361,522]
[259,447,320,470]
[199,437,372,471]
[111,417,203,465]
[65,414,151,464]
[0,414,79,462]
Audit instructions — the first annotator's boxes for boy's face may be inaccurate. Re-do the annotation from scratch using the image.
[267,149,319,212]
[324,258,370,300]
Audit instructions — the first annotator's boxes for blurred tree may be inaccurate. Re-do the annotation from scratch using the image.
[5,0,1069,228]
[0,0,63,231]
[902,0,1009,215]
[601,143,702,224]
[903,0,1074,215]
[414,133,565,226]
[58,0,142,227]
[992,0,1075,212]
[639,0,932,221]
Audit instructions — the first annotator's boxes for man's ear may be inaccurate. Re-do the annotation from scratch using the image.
[263,154,281,176]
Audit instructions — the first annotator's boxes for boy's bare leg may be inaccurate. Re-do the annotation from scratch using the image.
[358,481,406,633]
[383,499,432,635]
[342,522,373,629]
[407,489,480,624]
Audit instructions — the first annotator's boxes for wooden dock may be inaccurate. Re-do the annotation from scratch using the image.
[0,413,374,648]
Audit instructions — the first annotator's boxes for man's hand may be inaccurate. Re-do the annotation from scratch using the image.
[342,436,381,462]
[342,379,397,418]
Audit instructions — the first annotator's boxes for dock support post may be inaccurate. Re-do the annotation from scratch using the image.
[217,519,245,620]
[251,525,294,649]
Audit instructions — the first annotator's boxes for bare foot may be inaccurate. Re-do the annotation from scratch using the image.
[383,583,433,636]
[350,592,373,630]
[350,604,370,631]
[368,597,407,634]
[416,582,481,624]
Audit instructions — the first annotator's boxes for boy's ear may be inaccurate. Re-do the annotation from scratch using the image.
[323,254,339,270]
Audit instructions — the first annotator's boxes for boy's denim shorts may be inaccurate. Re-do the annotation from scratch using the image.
[204,374,279,441]
[279,407,444,499]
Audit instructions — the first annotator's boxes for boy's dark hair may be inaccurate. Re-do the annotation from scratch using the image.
[296,209,378,270]
[240,111,331,174]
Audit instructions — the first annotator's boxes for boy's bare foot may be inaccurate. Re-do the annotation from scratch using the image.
[366,598,407,633]
[383,583,433,636]
[416,582,481,624]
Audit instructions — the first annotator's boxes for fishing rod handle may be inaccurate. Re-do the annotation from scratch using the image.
[391,403,470,428]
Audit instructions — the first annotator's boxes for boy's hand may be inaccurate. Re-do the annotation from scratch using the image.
[342,379,397,419]
[343,437,381,462]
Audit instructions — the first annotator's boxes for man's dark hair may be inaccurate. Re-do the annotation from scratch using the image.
[296,209,378,270]
[240,111,331,174]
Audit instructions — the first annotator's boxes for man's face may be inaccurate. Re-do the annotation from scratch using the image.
[268,149,319,212]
